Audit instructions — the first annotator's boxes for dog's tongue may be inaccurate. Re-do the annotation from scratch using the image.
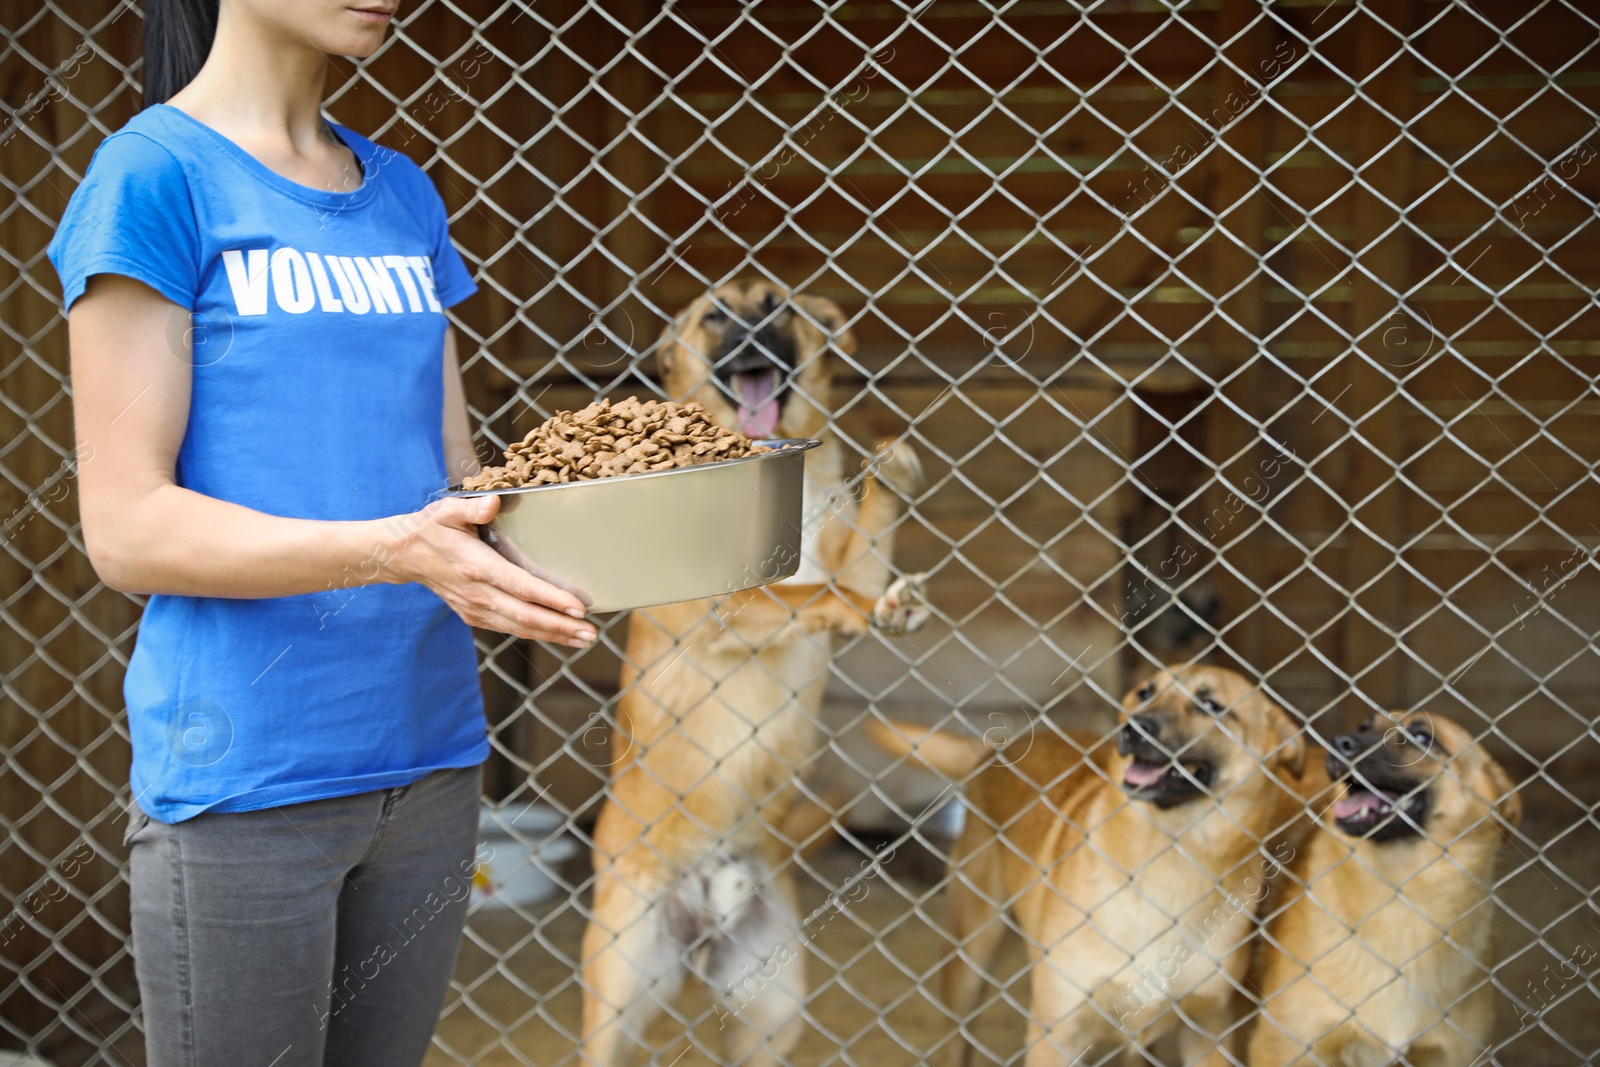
[733,368,782,439]
[1333,789,1392,821]
[1124,760,1169,788]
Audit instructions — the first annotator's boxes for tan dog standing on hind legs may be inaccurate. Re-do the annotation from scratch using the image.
[869,665,1317,1067]
[579,281,930,1066]
[1248,711,1521,1067]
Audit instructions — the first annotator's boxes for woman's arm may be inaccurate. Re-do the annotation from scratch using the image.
[441,327,479,486]
[69,274,595,648]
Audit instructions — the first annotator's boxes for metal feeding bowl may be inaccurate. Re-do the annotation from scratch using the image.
[441,439,821,613]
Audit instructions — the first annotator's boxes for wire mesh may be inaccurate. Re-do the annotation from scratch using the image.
[3,0,1599,1064]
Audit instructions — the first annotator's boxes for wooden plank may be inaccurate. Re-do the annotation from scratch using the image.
[1195,0,1275,674]
[1335,1,1419,715]
[598,0,665,363]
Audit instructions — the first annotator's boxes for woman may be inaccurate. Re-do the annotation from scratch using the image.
[49,1,593,1063]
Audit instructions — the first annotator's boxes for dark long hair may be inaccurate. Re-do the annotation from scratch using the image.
[142,0,220,108]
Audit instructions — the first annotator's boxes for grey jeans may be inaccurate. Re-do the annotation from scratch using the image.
[126,764,483,1067]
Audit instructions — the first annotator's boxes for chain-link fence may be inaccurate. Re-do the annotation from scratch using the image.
[4,0,1600,1064]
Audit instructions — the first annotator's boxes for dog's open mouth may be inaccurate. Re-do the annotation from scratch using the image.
[1122,758,1212,807]
[1332,781,1428,841]
[731,366,784,439]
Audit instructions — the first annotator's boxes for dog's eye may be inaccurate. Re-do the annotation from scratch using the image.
[1200,697,1224,714]
[1406,726,1433,747]
[703,307,727,324]
[1136,683,1155,701]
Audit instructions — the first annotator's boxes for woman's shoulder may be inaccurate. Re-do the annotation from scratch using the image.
[49,108,204,309]
[61,108,200,221]
[85,107,194,176]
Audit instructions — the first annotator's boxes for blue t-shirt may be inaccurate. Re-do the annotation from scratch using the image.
[48,104,488,823]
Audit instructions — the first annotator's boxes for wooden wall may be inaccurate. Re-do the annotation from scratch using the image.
[1,3,145,1058]
[2,0,1597,1058]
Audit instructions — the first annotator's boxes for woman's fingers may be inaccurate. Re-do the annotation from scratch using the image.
[469,608,592,648]
[471,585,596,646]
[472,544,589,619]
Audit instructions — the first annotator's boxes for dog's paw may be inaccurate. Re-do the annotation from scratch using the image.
[866,437,922,496]
[874,573,931,634]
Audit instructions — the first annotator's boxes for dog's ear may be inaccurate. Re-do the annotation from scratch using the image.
[1270,702,1307,779]
[1484,755,1523,830]
[655,323,679,379]
[657,299,709,380]
[791,293,840,329]
[792,294,855,356]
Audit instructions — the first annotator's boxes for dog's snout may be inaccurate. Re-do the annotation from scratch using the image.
[1325,732,1380,779]
[1117,715,1161,755]
[716,326,751,359]
[716,322,792,373]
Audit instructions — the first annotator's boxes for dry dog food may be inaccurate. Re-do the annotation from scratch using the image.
[460,397,774,491]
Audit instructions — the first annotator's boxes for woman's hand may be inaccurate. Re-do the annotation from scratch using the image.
[388,495,597,649]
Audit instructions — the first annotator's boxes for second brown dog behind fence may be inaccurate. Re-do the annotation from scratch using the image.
[870,665,1317,1066]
